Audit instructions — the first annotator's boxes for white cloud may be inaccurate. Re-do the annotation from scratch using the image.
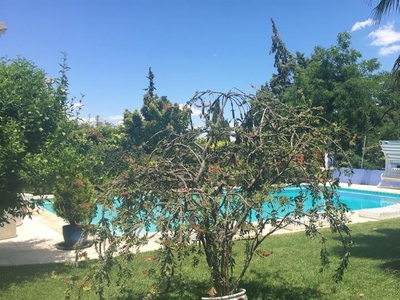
[78,117,95,124]
[108,115,123,121]
[73,102,84,109]
[190,107,202,116]
[79,115,123,125]
[367,22,400,56]
[379,44,400,55]
[103,115,124,125]
[178,103,187,110]
[351,18,374,32]
[178,103,202,116]
[368,22,400,46]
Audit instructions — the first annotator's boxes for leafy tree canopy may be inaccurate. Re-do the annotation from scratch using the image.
[0,57,63,223]
[123,68,190,153]
[284,32,400,168]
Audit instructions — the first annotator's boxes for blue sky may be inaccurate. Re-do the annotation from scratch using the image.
[1,1,399,124]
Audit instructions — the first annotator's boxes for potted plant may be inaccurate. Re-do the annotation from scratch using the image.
[94,89,352,299]
[53,174,96,247]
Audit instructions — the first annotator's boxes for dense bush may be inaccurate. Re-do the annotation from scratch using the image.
[0,57,63,223]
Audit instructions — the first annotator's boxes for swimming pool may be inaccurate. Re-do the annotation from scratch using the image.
[332,189,400,210]
[278,187,400,211]
[39,187,400,225]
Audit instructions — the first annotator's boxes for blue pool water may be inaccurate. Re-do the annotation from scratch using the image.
[274,187,400,211]
[39,188,400,226]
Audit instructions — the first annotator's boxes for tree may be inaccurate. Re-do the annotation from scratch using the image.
[268,18,296,98]
[23,53,94,195]
[368,0,400,85]
[0,57,64,224]
[123,69,190,153]
[143,67,156,97]
[369,0,400,22]
[88,121,128,183]
[85,87,352,298]
[287,32,394,168]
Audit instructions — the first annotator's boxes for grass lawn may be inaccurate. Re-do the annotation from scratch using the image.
[0,218,399,300]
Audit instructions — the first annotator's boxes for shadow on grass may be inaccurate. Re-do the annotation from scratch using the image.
[242,269,325,300]
[0,259,154,300]
[332,223,400,276]
[160,268,326,300]
[0,237,98,296]
[156,278,210,300]
[0,261,73,290]
[0,237,89,265]
[158,274,325,300]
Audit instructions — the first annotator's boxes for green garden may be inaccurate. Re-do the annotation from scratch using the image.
[1,6,400,299]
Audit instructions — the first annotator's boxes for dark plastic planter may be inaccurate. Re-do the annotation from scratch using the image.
[62,224,87,246]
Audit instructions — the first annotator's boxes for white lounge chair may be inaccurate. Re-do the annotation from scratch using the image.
[378,140,400,188]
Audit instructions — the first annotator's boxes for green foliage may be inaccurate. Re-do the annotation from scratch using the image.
[53,176,96,225]
[269,19,296,97]
[0,57,63,223]
[49,115,100,225]
[49,118,117,226]
[6,18,400,299]
[80,121,128,185]
[91,88,353,297]
[369,0,400,23]
[143,67,156,98]
[1,219,400,299]
[37,54,111,226]
[286,32,400,168]
[123,69,190,153]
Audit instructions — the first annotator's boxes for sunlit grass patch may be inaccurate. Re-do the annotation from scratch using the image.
[0,218,399,299]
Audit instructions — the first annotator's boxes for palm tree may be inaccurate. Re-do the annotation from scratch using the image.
[368,1,400,85]
[369,0,400,21]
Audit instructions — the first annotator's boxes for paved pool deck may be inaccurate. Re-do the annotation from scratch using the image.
[1,184,400,267]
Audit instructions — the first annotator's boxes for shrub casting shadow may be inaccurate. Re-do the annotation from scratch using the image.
[331,226,400,276]
[0,260,73,291]
[241,269,325,300]
[0,237,84,263]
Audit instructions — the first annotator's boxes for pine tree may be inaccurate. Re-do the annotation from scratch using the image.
[269,19,295,98]
[143,67,156,98]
